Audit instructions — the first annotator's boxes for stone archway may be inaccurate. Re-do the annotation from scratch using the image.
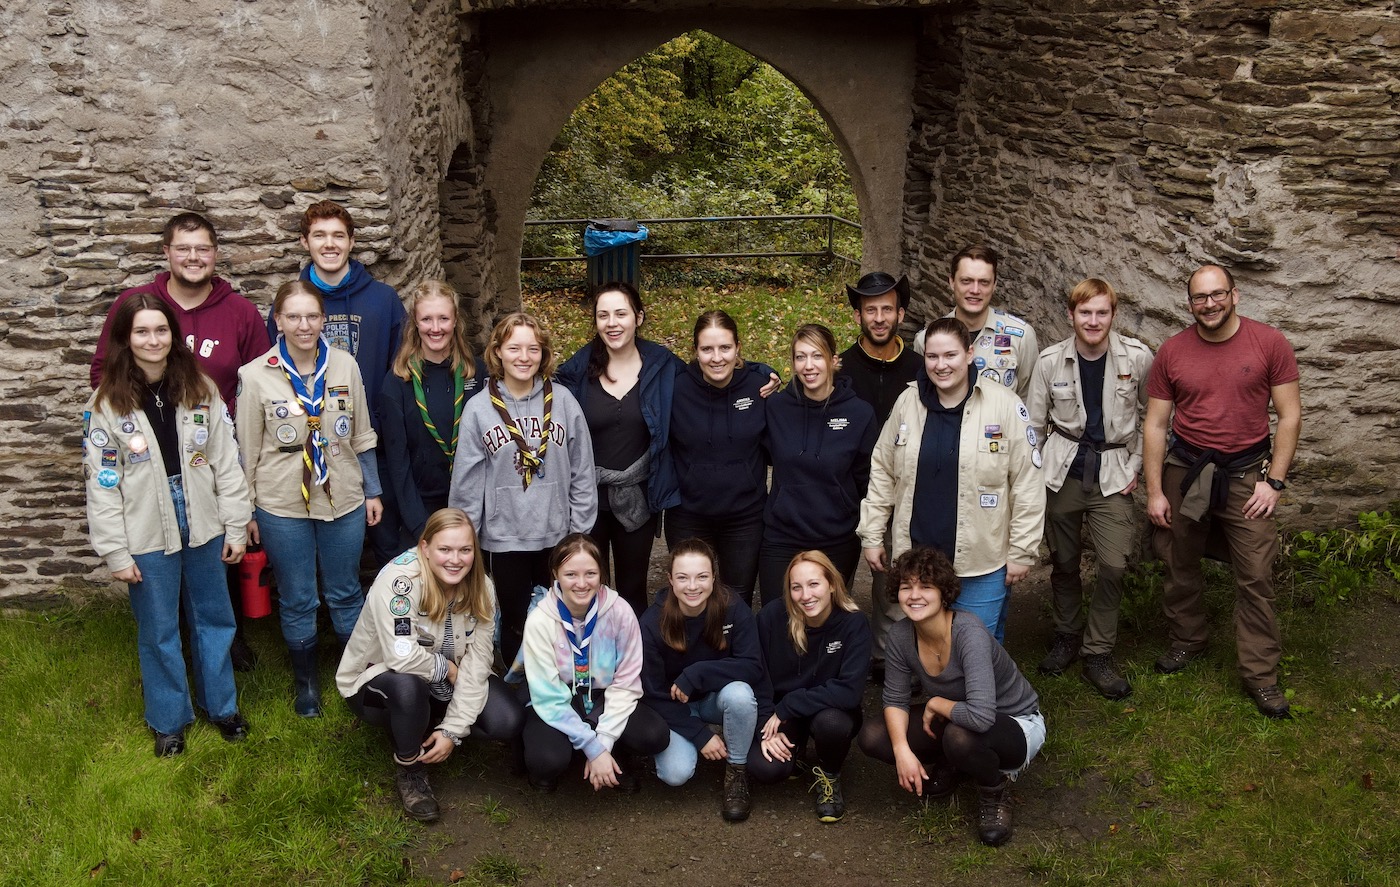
[459,7,919,311]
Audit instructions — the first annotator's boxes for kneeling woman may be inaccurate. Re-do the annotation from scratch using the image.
[521,533,668,792]
[750,551,872,823]
[641,539,764,822]
[857,547,1045,847]
[337,509,525,822]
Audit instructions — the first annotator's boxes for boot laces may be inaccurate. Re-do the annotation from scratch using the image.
[809,767,837,804]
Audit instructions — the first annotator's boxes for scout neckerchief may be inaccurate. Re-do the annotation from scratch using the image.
[487,376,552,490]
[556,591,600,714]
[411,358,466,460]
[277,334,332,509]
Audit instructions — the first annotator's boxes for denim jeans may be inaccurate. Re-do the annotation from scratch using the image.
[653,680,757,786]
[128,477,239,734]
[954,566,1010,644]
[255,504,366,648]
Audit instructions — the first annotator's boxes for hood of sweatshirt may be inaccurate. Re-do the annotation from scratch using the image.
[776,373,862,460]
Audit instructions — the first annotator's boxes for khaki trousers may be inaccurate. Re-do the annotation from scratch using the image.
[1155,464,1281,687]
[1045,480,1136,656]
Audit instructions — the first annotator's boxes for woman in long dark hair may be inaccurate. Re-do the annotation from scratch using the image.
[237,280,382,717]
[84,294,251,756]
[379,281,487,542]
[665,310,773,604]
[750,550,871,823]
[640,539,764,821]
[555,282,682,616]
[758,323,878,604]
[337,508,524,822]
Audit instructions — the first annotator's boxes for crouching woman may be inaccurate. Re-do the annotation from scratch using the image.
[337,508,525,822]
[641,539,764,822]
[857,547,1045,847]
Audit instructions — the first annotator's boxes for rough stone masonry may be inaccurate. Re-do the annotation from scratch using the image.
[0,0,1395,602]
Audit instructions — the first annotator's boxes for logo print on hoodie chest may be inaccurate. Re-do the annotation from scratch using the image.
[733,397,754,412]
[827,417,850,431]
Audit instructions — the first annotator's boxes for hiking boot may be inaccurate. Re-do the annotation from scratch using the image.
[153,729,185,758]
[229,633,258,673]
[976,777,1014,847]
[1154,646,1205,675]
[722,763,750,822]
[288,645,322,717]
[1246,684,1292,720]
[1038,632,1081,676]
[395,764,441,822]
[923,760,959,801]
[1082,653,1132,700]
[211,713,250,741]
[809,766,845,823]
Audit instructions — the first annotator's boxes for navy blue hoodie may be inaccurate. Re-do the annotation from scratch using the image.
[762,375,878,548]
[639,588,765,748]
[265,260,406,429]
[668,360,770,519]
[755,599,872,723]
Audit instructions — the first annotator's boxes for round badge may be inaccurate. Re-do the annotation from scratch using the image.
[120,420,136,434]
[335,415,351,438]
[194,428,209,446]
[221,404,234,426]
[89,428,110,447]
[275,424,298,444]
[972,357,985,371]
[393,638,412,657]
[1026,427,1038,447]
[128,434,148,454]
[288,402,304,416]
[1004,369,1017,388]
[268,356,279,366]
[392,576,412,594]
[1016,403,1030,423]
[275,405,289,419]
[389,594,412,616]
[97,468,120,488]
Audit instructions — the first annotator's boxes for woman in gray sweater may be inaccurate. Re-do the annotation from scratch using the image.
[448,313,597,665]
[857,546,1045,847]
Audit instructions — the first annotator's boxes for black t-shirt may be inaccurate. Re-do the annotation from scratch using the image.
[141,382,181,479]
[584,376,650,471]
[909,376,973,559]
[1067,352,1107,481]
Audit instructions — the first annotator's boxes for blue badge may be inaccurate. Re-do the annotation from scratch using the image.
[97,468,120,488]
[392,550,418,565]
[1004,368,1017,388]
[101,448,118,466]
[973,356,986,370]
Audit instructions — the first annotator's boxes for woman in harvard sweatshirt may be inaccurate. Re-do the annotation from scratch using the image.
[447,313,597,666]
[757,324,878,604]
[666,310,774,605]
[749,551,872,823]
[520,533,668,793]
[640,539,765,822]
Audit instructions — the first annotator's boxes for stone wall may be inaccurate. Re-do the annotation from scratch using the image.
[0,0,469,602]
[903,0,1400,524]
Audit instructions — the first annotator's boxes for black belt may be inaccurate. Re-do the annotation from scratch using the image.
[1051,425,1127,492]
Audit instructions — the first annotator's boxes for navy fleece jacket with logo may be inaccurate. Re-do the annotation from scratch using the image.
[668,360,771,519]
[755,599,872,723]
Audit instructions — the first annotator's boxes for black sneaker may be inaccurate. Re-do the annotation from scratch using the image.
[1154,646,1205,675]
[1246,684,1292,719]
[810,767,845,823]
[153,729,185,758]
[1038,632,1081,676]
[211,713,250,741]
[395,765,441,822]
[1082,654,1131,700]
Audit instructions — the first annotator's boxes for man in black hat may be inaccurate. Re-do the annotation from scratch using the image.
[837,271,922,677]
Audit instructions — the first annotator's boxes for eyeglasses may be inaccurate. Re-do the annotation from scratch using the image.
[280,313,324,326]
[169,245,215,257]
[1188,288,1232,307]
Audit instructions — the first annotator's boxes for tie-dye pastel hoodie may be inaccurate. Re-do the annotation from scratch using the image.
[521,583,643,762]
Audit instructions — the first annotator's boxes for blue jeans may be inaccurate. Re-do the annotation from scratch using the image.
[654,681,757,786]
[255,504,366,648]
[128,477,238,734]
[954,566,1010,644]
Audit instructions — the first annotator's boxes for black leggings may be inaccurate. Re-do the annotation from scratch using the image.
[521,691,669,784]
[857,705,1027,787]
[747,707,862,784]
[488,548,553,667]
[589,511,659,616]
[348,671,525,760]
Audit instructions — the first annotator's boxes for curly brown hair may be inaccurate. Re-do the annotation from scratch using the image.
[887,547,961,608]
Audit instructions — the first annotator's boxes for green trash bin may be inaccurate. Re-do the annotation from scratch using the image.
[584,220,648,291]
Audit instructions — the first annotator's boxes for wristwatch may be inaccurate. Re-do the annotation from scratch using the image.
[1265,477,1287,491]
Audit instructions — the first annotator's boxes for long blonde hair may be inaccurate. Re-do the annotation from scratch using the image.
[391,280,476,381]
[783,550,858,654]
[415,508,492,624]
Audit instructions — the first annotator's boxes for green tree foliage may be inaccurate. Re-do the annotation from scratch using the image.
[529,32,857,257]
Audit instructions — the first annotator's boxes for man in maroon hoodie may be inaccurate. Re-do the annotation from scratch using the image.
[91,212,269,411]
[90,212,270,670]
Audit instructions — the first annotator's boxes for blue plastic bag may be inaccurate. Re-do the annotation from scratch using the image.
[584,224,648,256]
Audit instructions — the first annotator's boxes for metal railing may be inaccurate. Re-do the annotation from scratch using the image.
[520,214,861,266]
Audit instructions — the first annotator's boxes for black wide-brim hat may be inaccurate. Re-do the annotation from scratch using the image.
[846,271,910,310]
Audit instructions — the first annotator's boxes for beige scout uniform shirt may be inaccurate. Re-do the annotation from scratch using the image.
[236,343,377,521]
[1027,331,1154,496]
[916,308,1040,401]
[336,550,498,738]
[858,379,1046,576]
[84,388,250,573]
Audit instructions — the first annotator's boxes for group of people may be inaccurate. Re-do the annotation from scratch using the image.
[83,203,1302,849]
